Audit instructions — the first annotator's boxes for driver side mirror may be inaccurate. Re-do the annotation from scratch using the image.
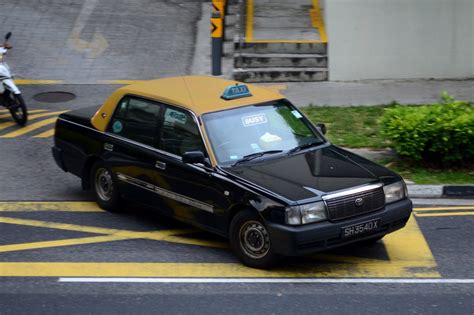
[316,123,327,135]
[182,151,210,167]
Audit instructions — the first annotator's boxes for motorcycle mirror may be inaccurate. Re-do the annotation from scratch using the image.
[5,32,12,41]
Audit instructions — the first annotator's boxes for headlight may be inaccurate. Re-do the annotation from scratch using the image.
[285,201,327,225]
[383,181,408,204]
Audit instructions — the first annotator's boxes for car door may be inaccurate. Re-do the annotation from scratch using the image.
[104,95,165,207]
[153,105,232,232]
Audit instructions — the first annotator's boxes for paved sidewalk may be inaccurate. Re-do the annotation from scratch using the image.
[192,3,473,107]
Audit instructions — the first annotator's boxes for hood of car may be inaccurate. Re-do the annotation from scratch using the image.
[224,145,399,202]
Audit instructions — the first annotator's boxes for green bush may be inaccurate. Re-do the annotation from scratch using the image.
[381,93,474,165]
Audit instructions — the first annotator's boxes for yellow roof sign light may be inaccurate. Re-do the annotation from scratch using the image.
[221,83,252,100]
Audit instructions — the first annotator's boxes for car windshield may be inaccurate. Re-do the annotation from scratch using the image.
[202,99,325,165]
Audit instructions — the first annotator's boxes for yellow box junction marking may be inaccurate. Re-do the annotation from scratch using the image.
[245,0,327,43]
[0,109,67,137]
[0,109,48,119]
[0,202,441,278]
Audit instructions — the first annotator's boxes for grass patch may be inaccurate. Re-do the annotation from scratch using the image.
[380,159,474,184]
[301,105,391,148]
[301,105,474,184]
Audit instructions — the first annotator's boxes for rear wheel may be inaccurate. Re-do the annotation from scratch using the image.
[91,162,122,212]
[229,210,280,269]
[8,93,28,125]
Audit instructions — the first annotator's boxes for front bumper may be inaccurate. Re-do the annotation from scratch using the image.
[266,198,412,256]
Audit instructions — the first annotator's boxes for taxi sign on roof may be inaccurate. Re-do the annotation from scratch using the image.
[221,83,252,100]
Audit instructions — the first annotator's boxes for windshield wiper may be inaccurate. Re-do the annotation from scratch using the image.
[231,150,283,167]
[287,140,324,155]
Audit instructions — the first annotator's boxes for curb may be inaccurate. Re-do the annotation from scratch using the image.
[407,184,474,199]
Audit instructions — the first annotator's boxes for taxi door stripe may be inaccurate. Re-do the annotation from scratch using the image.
[117,173,214,213]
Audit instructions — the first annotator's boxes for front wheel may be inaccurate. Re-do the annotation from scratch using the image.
[229,210,281,269]
[9,93,28,125]
[91,162,122,212]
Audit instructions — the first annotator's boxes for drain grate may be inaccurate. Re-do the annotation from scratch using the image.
[33,91,76,103]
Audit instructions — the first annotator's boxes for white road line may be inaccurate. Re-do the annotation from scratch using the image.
[59,278,474,284]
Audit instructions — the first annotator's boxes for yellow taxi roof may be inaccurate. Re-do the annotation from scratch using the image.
[91,76,284,131]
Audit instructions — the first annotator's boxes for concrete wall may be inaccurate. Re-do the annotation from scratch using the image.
[325,0,474,80]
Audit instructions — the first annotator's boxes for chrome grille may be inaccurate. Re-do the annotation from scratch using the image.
[324,187,385,221]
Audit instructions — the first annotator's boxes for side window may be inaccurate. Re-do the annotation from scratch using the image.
[159,106,206,156]
[108,96,161,146]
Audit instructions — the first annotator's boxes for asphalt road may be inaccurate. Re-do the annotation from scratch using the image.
[0,84,472,314]
[0,0,473,313]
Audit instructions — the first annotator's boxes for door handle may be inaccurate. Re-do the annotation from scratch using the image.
[155,161,166,170]
[104,143,114,152]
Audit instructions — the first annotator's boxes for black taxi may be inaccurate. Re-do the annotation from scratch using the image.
[52,76,412,268]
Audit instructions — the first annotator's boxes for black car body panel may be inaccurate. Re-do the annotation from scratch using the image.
[223,144,401,203]
[53,100,412,256]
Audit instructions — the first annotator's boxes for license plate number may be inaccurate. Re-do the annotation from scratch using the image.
[342,219,381,239]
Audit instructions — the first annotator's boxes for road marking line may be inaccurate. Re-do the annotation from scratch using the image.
[0,111,67,131]
[0,262,438,278]
[33,128,55,138]
[0,201,101,212]
[0,109,48,119]
[0,216,225,249]
[0,235,133,253]
[15,80,63,85]
[416,212,474,217]
[245,0,254,41]
[414,206,474,211]
[311,0,328,42]
[58,277,474,284]
[383,216,437,268]
[97,80,147,85]
[0,117,59,138]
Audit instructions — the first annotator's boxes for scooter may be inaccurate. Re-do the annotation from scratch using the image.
[0,32,27,125]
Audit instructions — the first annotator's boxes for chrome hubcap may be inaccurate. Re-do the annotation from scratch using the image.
[239,221,270,259]
[95,168,113,201]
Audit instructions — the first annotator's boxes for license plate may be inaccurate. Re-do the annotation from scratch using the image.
[341,219,381,239]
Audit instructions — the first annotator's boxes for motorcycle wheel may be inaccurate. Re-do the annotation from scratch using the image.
[9,94,28,125]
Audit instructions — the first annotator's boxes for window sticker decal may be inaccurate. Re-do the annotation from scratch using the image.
[242,113,267,127]
[259,132,282,143]
[165,109,187,125]
[250,143,260,150]
[291,110,303,119]
[112,120,123,133]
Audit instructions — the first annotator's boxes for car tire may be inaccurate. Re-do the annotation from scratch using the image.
[91,162,122,212]
[229,210,280,269]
